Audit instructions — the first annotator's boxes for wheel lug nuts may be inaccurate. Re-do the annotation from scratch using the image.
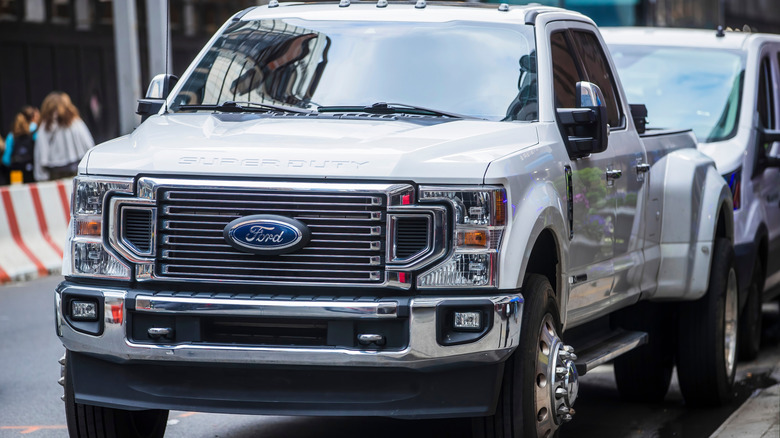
[58,377,65,387]
[555,388,568,398]
[556,366,568,377]
[557,406,570,415]
[562,414,573,422]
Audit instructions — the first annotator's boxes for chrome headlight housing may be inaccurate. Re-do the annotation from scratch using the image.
[417,186,507,288]
[63,176,134,279]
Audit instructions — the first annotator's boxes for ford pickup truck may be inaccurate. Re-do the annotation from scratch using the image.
[56,3,736,438]
[603,27,780,361]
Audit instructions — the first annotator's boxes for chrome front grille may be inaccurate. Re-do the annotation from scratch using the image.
[156,187,387,284]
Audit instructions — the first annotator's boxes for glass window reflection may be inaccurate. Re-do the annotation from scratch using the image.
[172,18,537,121]
[609,45,745,143]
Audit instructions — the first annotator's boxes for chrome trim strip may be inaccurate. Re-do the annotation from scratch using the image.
[58,284,523,369]
[135,295,399,319]
[137,177,411,201]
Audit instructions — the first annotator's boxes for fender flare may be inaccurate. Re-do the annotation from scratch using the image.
[500,181,569,324]
[651,148,733,301]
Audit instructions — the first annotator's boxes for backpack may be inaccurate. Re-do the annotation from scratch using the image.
[10,131,35,172]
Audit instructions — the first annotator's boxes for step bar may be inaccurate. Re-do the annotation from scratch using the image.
[573,329,648,375]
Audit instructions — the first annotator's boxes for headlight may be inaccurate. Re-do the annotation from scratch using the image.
[723,168,741,210]
[63,176,134,279]
[417,186,506,288]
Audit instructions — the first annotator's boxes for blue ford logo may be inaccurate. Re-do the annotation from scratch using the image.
[223,215,310,255]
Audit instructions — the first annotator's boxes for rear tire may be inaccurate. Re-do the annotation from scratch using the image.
[738,260,763,361]
[472,274,575,438]
[63,351,169,438]
[613,302,675,402]
[676,237,738,407]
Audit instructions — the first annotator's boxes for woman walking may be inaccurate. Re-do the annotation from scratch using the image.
[2,105,40,183]
[34,92,94,181]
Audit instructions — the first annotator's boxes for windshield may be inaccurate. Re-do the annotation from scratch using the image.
[170,18,538,121]
[608,45,746,142]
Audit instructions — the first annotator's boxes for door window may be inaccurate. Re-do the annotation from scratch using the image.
[758,56,775,130]
[551,31,581,109]
[572,30,624,129]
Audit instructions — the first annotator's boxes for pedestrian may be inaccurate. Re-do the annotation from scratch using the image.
[2,105,40,184]
[0,135,6,185]
[34,92,94,181]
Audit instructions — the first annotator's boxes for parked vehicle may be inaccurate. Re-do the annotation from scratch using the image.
[603,27,780,360]
[56,4,735,438]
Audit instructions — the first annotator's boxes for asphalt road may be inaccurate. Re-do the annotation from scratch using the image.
[1,276,778,438]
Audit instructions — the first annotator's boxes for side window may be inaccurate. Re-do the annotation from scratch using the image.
[571,30,624,129]
[758,57,775,130]
[551,31,581,109]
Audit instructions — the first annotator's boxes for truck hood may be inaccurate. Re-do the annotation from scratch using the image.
[85,114,539,184]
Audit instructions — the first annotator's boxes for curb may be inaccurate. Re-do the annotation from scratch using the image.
[0,179,72,284]
[710,346,780,438]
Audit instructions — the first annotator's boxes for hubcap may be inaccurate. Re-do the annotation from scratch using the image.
[534,314,578,438]
[724,267,738,377]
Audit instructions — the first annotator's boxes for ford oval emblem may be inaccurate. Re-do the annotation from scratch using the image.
[223,215,310,255]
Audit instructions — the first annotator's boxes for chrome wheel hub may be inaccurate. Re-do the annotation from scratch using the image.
[535,314,578,437]
[724,267,738,377]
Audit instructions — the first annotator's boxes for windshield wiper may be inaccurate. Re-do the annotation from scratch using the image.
[178,100,312,114]
[317,102,477,119]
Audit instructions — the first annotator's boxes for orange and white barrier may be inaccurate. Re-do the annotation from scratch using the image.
[0,179,71,283]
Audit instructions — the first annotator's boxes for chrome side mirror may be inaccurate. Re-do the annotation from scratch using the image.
[137,74,179,122]
[556,81,609,158]
[145,73,179,99]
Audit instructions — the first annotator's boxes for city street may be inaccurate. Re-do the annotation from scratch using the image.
[1,276,778,437]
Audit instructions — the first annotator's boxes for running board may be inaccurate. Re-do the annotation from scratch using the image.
[573,329,648,376]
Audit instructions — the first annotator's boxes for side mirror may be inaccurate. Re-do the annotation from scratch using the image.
[556,81,609,159]
[630,104,648,134]
[759,128,780,169]
[137,74,179,122]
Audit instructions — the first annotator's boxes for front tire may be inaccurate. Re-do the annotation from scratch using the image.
[63,351,169,438]
[676,237,738,407]
[472,274,577,438]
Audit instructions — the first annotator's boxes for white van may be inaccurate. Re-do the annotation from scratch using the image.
[603,27,780,359]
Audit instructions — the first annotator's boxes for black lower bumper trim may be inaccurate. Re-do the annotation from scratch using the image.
[69,352,504,419]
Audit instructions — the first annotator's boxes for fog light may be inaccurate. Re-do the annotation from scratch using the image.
[454,311,481,330]
[71,300,98,321]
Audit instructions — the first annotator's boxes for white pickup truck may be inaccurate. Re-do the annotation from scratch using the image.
[603,27,780,360]
[56,4,735,438]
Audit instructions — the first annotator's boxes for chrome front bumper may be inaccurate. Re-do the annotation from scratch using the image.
[56,283,523,370]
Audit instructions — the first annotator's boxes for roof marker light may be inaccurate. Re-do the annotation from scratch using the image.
[268,0,279,8]
[377,0,388,7]
[499,3,509,12]
[415,0,426,9]
[339,0,350,7]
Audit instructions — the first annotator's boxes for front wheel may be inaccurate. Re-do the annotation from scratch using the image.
[63,351,169,438]
[676,237,738,407]
[472,274,578,438]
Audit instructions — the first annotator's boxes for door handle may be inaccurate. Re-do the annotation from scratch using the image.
[636,163,651,173]
[606,169,622,180]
